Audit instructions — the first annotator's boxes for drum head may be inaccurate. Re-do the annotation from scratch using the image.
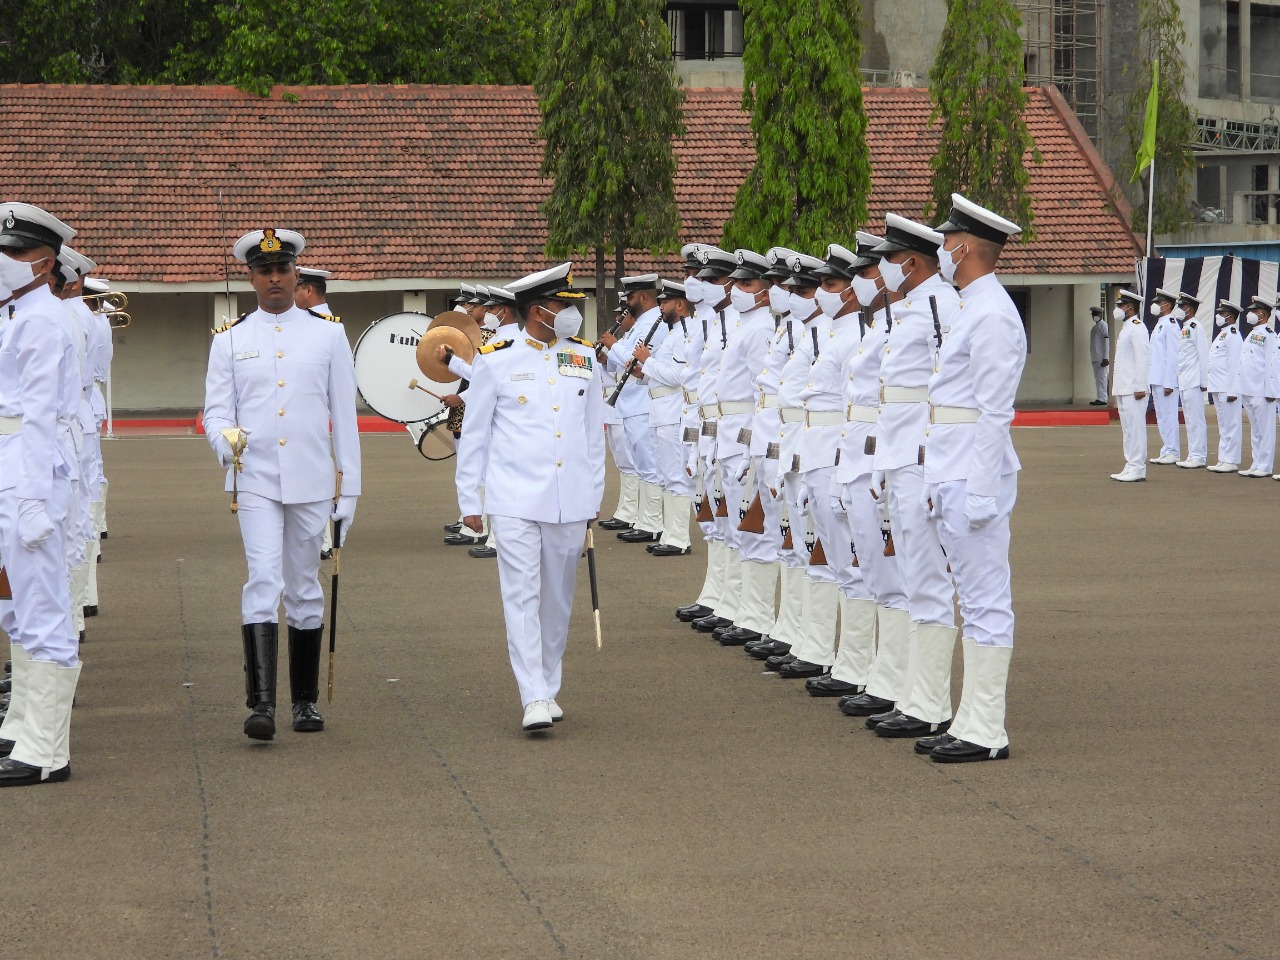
[354,312,459,423]
[416,420,457,460]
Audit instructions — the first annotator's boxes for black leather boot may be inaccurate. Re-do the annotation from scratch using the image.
[241,622,278,740]
[287,625,325,733]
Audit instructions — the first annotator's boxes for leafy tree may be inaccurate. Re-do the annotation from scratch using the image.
[536,0,685,300]
[926,0,1040,238]
[722,0,872,252]
[1123,0,1195,235]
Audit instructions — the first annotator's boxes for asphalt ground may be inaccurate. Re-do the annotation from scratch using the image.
[3,424,1277,960]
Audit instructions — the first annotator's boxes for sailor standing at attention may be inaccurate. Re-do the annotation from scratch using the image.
[454,263,605,733]
[203,229,361,741]
[1108,290,1150,482]
[1147,289,1182,465]
[1206,301,1243,473]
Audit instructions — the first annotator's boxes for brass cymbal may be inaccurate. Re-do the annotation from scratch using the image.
[428,310,484,348]
[416,326,476,383]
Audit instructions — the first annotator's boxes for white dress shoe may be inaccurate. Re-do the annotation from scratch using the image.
[1207,462,1238,473]
[546,699,564,721]
[1238,468,1268,477]
[1175,459,1205,468]
[521,701,554,731]
[1110,471,1146,482]
[1149,454,1179,465]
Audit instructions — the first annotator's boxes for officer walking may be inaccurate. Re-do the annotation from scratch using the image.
[203,228,361,741]
[454,263,604,733]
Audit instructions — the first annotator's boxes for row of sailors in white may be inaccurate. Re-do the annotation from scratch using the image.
[641,196,1025,762]
[1110,289,1280,482]
[0,201,107,786]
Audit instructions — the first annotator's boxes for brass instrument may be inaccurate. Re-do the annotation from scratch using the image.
[83,291,131,328]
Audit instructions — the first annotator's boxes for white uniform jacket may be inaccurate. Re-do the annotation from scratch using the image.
[775,311,828,481]
[1111,316,1150,396]
[749,314,791,459]
[872,274,960,471]
[923,274,1025,497]
[1147,315,1179,389]
[0,286,78,500]
[204,306,362,503]
[1206,325,1242,394]
[715,304,774,460]
[834,306,889,484]
[1229,323,1274,398]
[455,335,605,523]
[642,318,690,428]
[607,307,667,420]
[1175,319,1209,393]
[695,303,735,464]
[798,310,862,472]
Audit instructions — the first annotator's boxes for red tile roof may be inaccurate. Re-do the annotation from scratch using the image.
[0,83,1139,283]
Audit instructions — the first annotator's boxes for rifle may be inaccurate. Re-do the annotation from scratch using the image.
[607,315,664,407]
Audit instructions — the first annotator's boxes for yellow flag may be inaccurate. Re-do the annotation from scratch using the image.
[1131,59,1159,182]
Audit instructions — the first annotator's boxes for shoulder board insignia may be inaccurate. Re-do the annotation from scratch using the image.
[211,313,249,335]
[1131,318,1142,325]
[1188,321,1197,328]
[568,336,594,348]
[307,309,342,323]
[478,339,513,355]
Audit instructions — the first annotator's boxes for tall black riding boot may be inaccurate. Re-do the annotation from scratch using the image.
[288,625,325,732]
[241,622,278,740]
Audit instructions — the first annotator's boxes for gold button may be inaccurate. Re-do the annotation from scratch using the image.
[518,396,527,404]
[275,326,282,332]
[278,409,285,416]
[276,351,284,358]
[279,438,287,446]
[549,378,555,384]
[278,380,286,387]
[556,459,563,467]
[545,355,550,361]
[553,405,560,411]
[556,431,562,438]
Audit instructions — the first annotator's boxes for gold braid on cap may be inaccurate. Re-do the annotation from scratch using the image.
[259,229,283,253]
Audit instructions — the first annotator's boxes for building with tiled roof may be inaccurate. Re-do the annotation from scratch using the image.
[0,83,1140,409]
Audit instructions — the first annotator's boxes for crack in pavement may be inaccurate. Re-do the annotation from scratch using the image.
[175,559,223,959]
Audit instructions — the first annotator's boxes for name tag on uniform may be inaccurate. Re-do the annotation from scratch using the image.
[557,352,593,379]
[511,372,534,381]
[235,350,259,361]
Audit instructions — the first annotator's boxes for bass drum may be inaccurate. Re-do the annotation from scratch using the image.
[353,311,458,424]
[411,413,457,461]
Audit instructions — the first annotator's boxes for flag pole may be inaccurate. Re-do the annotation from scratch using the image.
[1145,156,1156,258]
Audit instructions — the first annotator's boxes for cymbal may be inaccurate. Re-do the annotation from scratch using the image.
[428,310,484,349]
[416,326,476,383]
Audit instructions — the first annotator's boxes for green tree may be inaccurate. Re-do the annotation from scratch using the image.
[536,0,685,301]
[926,0,1040,238]
[722,0,872,252]
[1124,0,1195,235]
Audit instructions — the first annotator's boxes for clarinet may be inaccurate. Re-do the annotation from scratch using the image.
[595,309,629,363]
[607,316,665,407]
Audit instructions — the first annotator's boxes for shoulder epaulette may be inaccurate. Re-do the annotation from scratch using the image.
[1131,318,1142,325]
[307,308,342,323]
[478,339,513,355]
[568,336,594,348]
[212,313,249,335]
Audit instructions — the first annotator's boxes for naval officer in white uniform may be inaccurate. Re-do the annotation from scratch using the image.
[454,263,605,733]
[1109,290,1150,481]
[1206,301,1243,473]
[204,228,361,742]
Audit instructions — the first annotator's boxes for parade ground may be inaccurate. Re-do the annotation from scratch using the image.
[7,424,1276,960]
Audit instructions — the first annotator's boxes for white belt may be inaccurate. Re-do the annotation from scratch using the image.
[0,415,21,434]
[683,389,700,404]
[780,407,805,424]
[845,404,879,423]
[930,405,981,424]
[649,384,681,399]
[761,394,780,408]
[719,401,754,416]
[806,410,844,427]
[700,403,720,420]
[880,385,929,403]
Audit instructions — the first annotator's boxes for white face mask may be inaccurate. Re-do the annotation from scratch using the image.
[937,243,965,283]
[1216,313,1232,327]
[1172,306,1186,322]
[684,277,705,304]
[850,275,881,309]
[0,252,43,291]
[730,285,761,314]
[1149,302,1162,317]
[767,285,791,314]
[703,279,729,304]
[482,311,500,332]
[878,258,910,293]
[1249,311,1266,325]
[815,287,847,318]
[549,304,583,339]
[1112,306,1126,323]
[788,291,816,318]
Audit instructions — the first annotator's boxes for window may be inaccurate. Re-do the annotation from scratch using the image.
[666,2,743,61]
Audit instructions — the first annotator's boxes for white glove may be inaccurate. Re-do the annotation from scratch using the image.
[964,494,998,529]
[870,471,885,502]
[18,498,54,549]
[921,483,936,517]
[331,496,357,544]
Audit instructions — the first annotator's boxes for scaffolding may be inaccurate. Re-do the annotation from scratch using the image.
[1016,0,1102,143]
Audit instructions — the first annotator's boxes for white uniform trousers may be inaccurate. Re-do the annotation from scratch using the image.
[655,423,691,550]
[1181,390,1208,462]
[1213,393,1242,465]
[884,464,954,628]
[1117,394,1148,477]
[1151,387,1181,459]
[606,423,638,526]
[739,462,783,564]
[778,471,808,570]
[1092,361,1108,403]
[696,457,720,542]
[623,414,660,486]
[0,475,77,666]
[236,492,329,628]
[718,454,747,551]
[1242,395,1276,474]
[491,515,584,707]
[836,477,906,610]
[798,467,839,586]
